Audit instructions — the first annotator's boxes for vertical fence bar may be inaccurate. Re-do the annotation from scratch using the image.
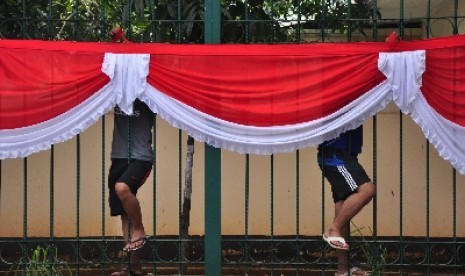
[244,0,250,43]
[371,0,378,40]
[22,158,28,274]
[204,145,221,276]
[47,0,53,38]
[452,3,459,274]
[426,0,431,38]
[371,116,379,270]
[426,140,431,275]
[295,150,300,275]
[399,1,404,274]
[399,0,404,38]
[176,0,181,42]
[21,0,27,38]
[99,0,107,41]
[453,0,458,35]
[371,0,379,271]
[47,145,57,275]
[347,0,352,42]
[126,0,133,39]
[152,115,158,274]
[76,135,81,274]
[295,0,301,42]
[452,169,457,275]
[73,0,81,40]
[148,0,157,42]
[244,154,250,275]
[49,145,55,275]
[425,3,431,275]
[270,0,275,41]
[126,111,133,270]
[204,1,221,275]
[399,112,404,274]
[178,130,182,273]
[101,115,107,275]
[320,151,326,276]
[270,155,275,275]
[320,1,326,42]
[205,0,220,44]
[0,160,2,216]
[425,0,431,268]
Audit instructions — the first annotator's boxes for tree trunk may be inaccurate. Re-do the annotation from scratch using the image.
[180,136,194,273]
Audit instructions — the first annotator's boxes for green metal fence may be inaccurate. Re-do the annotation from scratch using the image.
[1,0,465,275]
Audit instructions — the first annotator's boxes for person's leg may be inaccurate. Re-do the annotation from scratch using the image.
[114,160,152,252]
[334,200,372,276]
[334,201,350,274]
[115,182,146,248]
[110,212,142,276]
[121,212,130,243]
[325,182,375,249]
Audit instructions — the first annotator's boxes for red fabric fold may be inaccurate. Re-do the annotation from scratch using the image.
[2,34,465,55]
[421,47,465,127]
[0,48,109,129]
[2,35,465,129]
[148,51,385,126]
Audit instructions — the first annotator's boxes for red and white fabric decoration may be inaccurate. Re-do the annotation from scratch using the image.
[1,35,465,174]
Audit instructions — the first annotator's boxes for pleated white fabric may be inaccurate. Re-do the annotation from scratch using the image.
[2,51,465,175]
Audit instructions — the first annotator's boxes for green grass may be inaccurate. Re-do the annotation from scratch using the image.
[7,245,73,276]
[351,221,387,276]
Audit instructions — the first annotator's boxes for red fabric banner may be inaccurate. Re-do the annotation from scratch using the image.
[422,47,465,126]
[0,47,109,129]
[148,52,385,126]
[3,35,465,174]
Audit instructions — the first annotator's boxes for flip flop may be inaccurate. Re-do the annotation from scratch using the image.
[322,233,349,250]
[334,266,371,276]
[110,268,144,276]
[123,236,149,252]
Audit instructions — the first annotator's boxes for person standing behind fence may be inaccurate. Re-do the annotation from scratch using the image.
[108,99,154,276]
[317,125,375,276]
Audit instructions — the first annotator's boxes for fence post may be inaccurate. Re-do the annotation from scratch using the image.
[204,1,221,275]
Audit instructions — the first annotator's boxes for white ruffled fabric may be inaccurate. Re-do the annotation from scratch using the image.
[0,53,150,159]
[2,51,465,175]
[140,80,392,155]
[380,50,465,174]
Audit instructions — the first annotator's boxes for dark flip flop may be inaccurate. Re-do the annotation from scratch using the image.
[110,268,144,276]
[123,236,149,252]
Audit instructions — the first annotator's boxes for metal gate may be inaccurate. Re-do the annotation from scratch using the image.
[1,1,464,275]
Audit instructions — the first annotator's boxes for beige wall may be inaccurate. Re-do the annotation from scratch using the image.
[2,1,465,239]
[1,105,465,238]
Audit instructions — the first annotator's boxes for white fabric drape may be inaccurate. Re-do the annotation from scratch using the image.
[3,51,465,175]
[139,51,425,156]
[139,80,392,155]
[0,54,149,159]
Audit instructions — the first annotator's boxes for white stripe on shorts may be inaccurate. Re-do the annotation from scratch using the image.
[337,165,358,191]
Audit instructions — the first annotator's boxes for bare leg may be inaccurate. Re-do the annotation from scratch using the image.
[335,201,350,274]
[111,213,142,275]
[115,182,146,248]
[121,212,130,243]
[325,182,375,249]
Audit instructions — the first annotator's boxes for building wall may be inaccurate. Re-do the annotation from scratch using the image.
[1,103,465,238]
[1,1,465,239]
